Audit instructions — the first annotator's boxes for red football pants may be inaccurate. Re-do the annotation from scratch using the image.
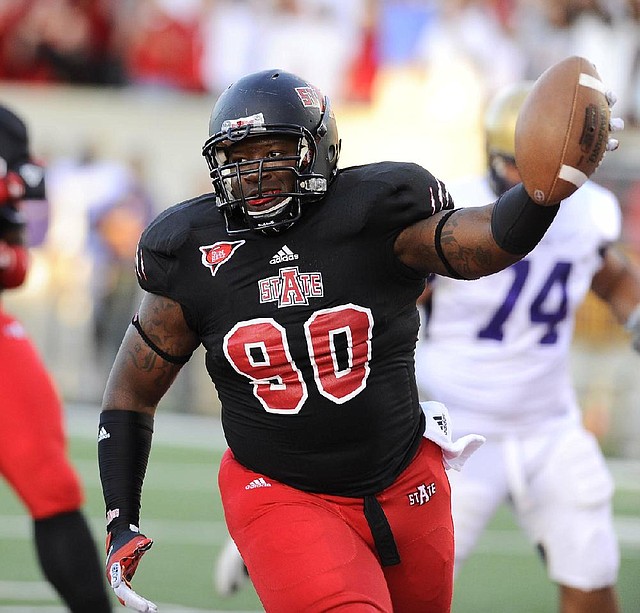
[219,437,453,612]
[0,309,83,519]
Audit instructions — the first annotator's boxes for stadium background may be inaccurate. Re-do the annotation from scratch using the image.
[1,0,639,610]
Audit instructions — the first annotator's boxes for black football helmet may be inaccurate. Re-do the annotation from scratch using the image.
[0,104,44,226]
[202,69,341,234]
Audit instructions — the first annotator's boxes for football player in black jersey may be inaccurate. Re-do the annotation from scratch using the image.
[97,69,620,613]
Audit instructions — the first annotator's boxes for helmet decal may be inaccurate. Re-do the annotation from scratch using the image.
[295,87,322,108]
[221,113,266,133]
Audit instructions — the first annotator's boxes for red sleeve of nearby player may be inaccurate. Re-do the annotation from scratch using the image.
[0,170,26,203]
[0,242,29,288]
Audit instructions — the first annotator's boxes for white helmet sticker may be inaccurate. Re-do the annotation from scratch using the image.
[221,113,265,132]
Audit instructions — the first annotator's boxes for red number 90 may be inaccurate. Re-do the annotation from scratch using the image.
[223,304,373,413]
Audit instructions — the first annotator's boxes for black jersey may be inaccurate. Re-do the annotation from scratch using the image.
[136,161,453,496]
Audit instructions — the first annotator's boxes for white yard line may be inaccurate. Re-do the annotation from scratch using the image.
[0,582,260,612]
[0,515,230,545]
[65,403,227,450]
[0,594,259,613]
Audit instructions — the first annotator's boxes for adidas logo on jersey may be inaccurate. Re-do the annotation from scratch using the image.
[245,477,272,490]
[97,426,111,442]
[270,245,298,264]
[433,414,448,436]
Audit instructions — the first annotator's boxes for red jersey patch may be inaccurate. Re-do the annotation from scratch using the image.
[200,240,245,276]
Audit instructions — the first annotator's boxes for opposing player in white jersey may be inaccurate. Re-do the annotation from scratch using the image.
[415,83,640,613]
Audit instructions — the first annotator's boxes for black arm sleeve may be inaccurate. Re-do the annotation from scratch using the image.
[98,410,154,534]
[491,183,560,255]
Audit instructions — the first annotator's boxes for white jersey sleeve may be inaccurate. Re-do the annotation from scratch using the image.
[415,177,621,437]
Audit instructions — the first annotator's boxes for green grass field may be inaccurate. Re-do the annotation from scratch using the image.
[1,409,639,612]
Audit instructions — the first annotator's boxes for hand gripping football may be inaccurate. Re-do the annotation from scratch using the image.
[515,56,611,205]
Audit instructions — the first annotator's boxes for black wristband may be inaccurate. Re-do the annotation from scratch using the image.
[491,183,560,255]
[98,410,154,533]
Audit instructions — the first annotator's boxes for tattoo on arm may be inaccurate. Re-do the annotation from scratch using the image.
[439,212,496,278]
[396,205,521,279]
[111,295,197,399]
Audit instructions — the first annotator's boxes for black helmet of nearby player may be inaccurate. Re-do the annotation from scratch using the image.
[0,104,41,226]
[202,69,341,234]
[484,82,533,197]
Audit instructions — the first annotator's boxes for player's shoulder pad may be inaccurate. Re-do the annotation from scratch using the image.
[140,193,219,255]
[345,160,435,187]
[340,161,453,211]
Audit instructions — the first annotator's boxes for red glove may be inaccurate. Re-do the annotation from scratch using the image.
[106,529,157,612]
[0,242,28,289]
[0,171,25,204]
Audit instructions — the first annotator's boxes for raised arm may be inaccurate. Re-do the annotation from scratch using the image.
[397,56,624,281]
[395,183,558,280]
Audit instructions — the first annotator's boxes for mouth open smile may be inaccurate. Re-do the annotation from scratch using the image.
[249,190,282,209]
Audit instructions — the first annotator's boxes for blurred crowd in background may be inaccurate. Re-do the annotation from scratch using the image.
[1,0,640,457]
[0,0,639,121]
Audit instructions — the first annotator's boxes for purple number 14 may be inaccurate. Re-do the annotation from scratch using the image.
[477,260,572,344]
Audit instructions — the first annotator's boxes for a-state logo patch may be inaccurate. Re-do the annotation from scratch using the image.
[407,482,436,506]
[258,266,324,307]
[200,240,245,276]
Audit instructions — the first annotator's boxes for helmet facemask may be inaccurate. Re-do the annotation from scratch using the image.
[204,123,327,234]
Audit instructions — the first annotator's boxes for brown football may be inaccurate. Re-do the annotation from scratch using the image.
[515,56,610,205]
